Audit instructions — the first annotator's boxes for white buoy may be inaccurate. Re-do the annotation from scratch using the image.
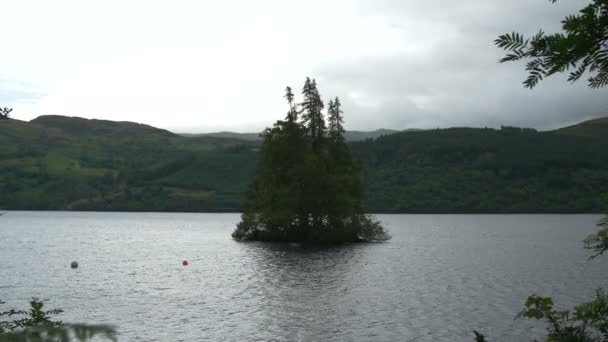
[70,261,79,269]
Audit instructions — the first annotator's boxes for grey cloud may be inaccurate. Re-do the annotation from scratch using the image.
[312,0,606,131]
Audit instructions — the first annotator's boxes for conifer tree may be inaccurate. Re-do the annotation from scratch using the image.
[300,77,315,128]
[310,79,326,140]
[300,78,326,152]
[328,97,345,142]
[284,87,297,122]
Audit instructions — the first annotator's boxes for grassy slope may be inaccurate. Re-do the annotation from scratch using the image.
[1,116,607,212]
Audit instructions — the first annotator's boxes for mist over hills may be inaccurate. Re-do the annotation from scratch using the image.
[1,115,607,212]
[179,128,408,142]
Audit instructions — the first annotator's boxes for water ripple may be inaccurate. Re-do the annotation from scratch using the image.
[0,212,606,341]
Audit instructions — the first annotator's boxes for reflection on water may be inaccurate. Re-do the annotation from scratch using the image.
[248,243,369,341]
[0,212,606,341]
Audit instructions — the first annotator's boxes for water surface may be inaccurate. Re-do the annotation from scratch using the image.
[0,212,606,341]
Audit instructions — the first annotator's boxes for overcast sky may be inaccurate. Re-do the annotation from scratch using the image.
[1,0,606,132]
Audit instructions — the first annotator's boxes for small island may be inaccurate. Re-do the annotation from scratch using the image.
[232,78,390,243]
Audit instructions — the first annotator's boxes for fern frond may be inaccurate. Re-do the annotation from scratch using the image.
[524,70,544,88]
[589,70,608,88]
[568,62,588,82]
[495,32,529,51]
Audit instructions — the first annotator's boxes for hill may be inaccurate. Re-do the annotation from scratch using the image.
[554,117,608,138]
[31,115,176,138]
[1,115,607,212]
[0,116,258,211]
[354,126,608,213]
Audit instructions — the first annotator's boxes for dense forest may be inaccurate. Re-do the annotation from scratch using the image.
[356,120,608,213]
[1,115,607,213]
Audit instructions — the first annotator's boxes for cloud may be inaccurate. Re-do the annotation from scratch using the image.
[0,78,46,106]
[314,0,608,130]
[1,0,605,132]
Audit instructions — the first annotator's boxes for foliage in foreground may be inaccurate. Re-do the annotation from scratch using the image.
[495,0,608,88]
[0,299,116,342]
[232,79,390,243]
[475,213,608,341]
[517,290,608,341]
[585,214,608,260]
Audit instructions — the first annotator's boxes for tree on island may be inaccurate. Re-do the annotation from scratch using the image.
[0,107,12,120]
[232,78,389,243]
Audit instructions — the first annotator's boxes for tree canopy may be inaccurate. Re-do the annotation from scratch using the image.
[232,78,389,243]
[495,0,608,88]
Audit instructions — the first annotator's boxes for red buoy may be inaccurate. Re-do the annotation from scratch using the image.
[182,260,189,266]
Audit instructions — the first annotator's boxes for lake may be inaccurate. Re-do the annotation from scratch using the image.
[0,212,606,341]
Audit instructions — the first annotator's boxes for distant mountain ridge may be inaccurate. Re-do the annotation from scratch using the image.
[26,114,608,141]
[178,116,608,142]
[1,114,607,213]
[32,115,176,138]
[180,128,409,142]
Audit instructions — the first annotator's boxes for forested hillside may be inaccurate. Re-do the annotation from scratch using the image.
[1,115,607,212]
[355,125,608,212]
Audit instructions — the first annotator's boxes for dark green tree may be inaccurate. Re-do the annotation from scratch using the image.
[233,78,389,243]
[300,78,326,152]
[495,0,608,88]
[284,86,298,123]
[0,107,12,120]
[327,97,345,143]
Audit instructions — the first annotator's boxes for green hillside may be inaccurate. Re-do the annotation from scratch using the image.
[1,115,607,212]
[355,125,608,213]
[0,116,258,211]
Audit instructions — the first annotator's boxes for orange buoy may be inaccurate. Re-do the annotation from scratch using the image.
[182,260,189,266]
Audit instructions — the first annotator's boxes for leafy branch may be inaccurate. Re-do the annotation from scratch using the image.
[495,0,608,88]
[584,214,608,260]
[516,290,608,341]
